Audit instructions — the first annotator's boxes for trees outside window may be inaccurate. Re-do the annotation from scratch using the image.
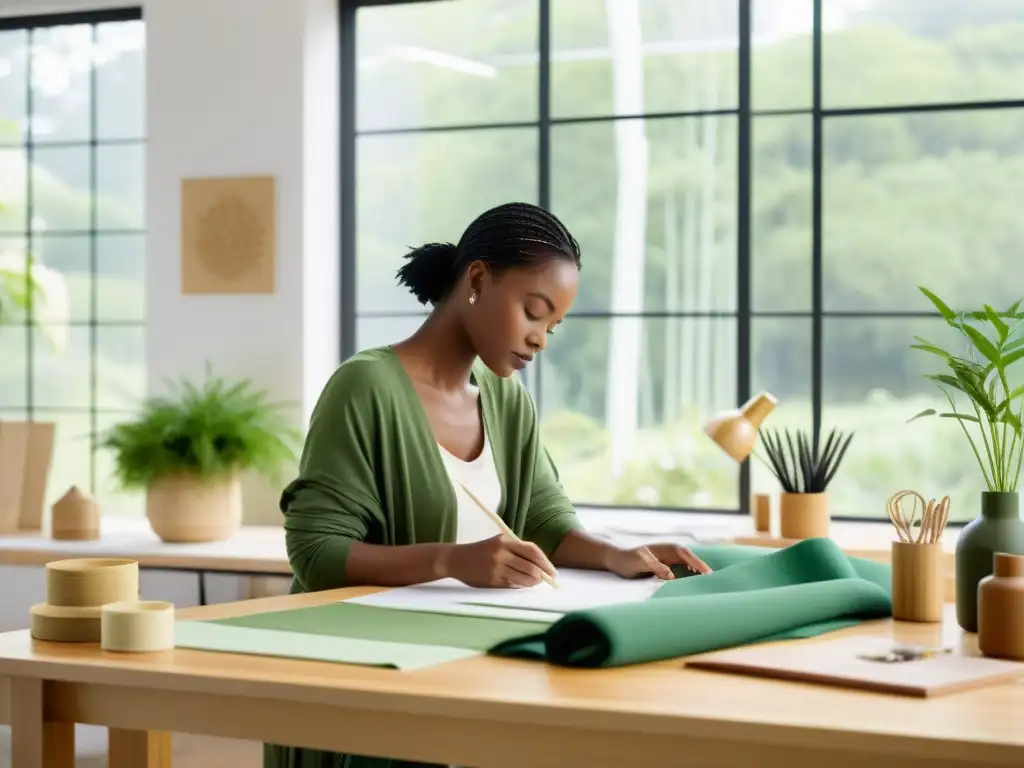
[346,0,1024,522]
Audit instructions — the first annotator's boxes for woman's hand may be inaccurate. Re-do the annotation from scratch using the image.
[446,534,558,588]
[605,543,712,580]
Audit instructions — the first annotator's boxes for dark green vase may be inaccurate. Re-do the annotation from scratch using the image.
[955,491,1024,632]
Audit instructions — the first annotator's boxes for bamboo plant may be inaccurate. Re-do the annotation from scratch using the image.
[908,287,1024,493]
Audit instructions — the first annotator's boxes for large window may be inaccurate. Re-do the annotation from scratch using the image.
[344,0,1024,523]
[0,9,145,516]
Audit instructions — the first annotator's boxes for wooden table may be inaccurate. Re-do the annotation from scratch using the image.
[1,590,1021,768]
[0,517,290,604]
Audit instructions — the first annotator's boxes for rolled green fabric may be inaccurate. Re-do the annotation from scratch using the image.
[489,538,892,668]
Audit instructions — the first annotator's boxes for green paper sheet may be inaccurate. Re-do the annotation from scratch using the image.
[174,601,553,669]
[488,538,893,668]
[174,621,480,671]
[212,602,552,650]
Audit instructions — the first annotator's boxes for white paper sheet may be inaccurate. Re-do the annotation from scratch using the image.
[346,568,664,620]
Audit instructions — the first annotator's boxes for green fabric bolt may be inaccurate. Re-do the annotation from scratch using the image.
[487,538,893,667]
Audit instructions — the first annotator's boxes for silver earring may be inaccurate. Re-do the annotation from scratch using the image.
[469,292,477,305]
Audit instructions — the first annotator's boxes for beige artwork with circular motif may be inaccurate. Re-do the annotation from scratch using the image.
[181,175,276,295]
[195,193,267,281]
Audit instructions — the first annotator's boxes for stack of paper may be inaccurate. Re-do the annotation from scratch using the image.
[346,568,664,620]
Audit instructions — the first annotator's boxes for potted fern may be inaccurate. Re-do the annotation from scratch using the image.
[100,368,301,542]
[759,426,854,539]
[908,287,1024,632]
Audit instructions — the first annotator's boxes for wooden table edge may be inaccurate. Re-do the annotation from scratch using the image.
[0,549,291,574]
[2,590,1023,765]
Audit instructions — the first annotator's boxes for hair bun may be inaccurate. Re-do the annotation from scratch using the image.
[395,242,460,305]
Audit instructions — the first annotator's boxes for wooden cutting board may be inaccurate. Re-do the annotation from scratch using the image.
[686,635,1024,697]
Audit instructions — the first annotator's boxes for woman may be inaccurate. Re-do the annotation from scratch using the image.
[268,202,711,768]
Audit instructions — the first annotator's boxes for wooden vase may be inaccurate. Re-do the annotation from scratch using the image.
[51,485,101,541]
[0,419,55,533]
[978,553,1024,661]
[779,492,829,539]
[146,471,242,543]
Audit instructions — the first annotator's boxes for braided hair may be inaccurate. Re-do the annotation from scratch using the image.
[396,202,582,306]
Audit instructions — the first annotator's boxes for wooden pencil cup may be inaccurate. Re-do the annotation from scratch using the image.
[753,493,771,533]
[891,541,944,623]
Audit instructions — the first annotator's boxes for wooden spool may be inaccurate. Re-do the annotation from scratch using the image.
[51,485,101,541]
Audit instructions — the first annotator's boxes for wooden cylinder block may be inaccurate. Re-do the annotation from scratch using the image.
[101,601,175,653]
[753,493,771,533]
[44,558,139,607]
[892,542,944,623]
[30,604,103,642]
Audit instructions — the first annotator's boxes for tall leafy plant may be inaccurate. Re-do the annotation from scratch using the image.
[759,426,854,494]
[909,287,1024,493]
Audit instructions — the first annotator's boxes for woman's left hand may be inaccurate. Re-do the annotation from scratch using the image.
[605,543,713,580]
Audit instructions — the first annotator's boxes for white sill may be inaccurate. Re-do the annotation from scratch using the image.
[574,505,957,555]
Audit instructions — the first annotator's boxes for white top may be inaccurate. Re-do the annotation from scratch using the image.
[436,433,503,544]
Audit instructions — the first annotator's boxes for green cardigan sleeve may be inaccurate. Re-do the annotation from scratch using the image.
[279,358,389,593]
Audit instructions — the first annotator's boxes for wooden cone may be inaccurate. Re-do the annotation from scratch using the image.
[51,485,101,541]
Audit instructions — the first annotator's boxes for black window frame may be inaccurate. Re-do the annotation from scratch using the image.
[338,0,1024,525]
[0,5,145,497]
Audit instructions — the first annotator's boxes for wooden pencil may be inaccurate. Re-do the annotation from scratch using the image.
[456,482,560,589]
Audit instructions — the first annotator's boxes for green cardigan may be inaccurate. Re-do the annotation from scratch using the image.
[281,345,583,593]
[266,346,583,768]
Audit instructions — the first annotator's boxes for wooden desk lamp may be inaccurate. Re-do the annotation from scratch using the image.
[703,392,778,462]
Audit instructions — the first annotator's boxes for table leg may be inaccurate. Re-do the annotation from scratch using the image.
[10,677,74,768]
[109,728,173,768]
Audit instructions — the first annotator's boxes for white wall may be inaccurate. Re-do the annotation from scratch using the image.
[146,0,340,526]
[0,0,340,635]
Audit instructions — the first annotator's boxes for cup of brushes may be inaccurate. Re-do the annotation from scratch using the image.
[888,490,950,623]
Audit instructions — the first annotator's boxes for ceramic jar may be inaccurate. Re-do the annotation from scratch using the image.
[955,491,1024,632]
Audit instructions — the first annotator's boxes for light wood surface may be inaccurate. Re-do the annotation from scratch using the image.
[1,585,1023,768]
[0,517,289,574]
